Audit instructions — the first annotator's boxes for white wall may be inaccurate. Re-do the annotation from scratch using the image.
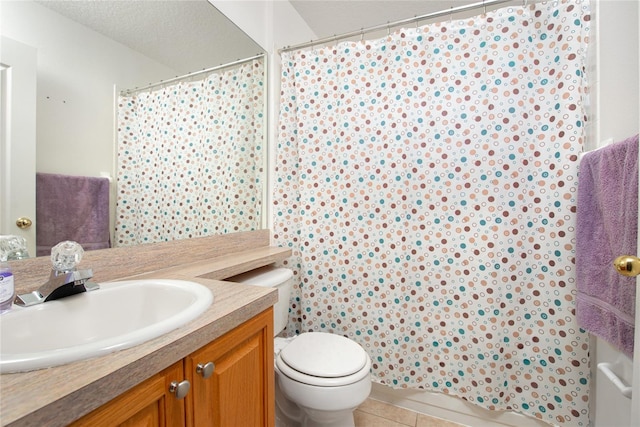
[218,0,640,425]
[596,0,639,144]
[7,0,630,423]
[592,1,639,426]
[1,0,178,179]
[210,0,316,54]
[210,0,316,234]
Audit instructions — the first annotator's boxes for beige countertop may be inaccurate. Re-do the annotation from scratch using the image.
[0,240,290,427]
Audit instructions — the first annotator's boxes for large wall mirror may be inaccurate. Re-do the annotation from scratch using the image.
[1,0,267,257]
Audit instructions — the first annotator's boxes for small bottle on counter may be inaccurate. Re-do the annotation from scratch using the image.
[0,261,15,314]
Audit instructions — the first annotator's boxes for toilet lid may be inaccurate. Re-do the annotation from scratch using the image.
[278,332,368,378]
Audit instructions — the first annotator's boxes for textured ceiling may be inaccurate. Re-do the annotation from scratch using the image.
[35,0,263,74]
[35,0,513,72]
[290,0,505,41]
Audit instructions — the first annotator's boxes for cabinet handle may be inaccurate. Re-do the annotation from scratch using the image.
[169,380,190,399]
[196,361,215,379]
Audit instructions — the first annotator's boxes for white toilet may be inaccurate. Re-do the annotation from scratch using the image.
[229,266,372,427]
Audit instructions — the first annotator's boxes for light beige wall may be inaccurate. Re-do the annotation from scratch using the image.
[596,0,639,143]
[1,1,178,180]
[591,0,639,426]
[209,0,316,236]
[219,1,640,425]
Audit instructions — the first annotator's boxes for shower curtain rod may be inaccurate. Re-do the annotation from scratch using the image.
[120,53,265,96]
[279,0,517,54]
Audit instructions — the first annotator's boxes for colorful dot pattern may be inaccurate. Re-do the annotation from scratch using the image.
[274,1,591,425]
[115,59,265,246]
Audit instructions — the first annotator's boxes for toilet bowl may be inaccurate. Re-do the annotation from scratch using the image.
[228,266,372,427]
[275,332,372,427]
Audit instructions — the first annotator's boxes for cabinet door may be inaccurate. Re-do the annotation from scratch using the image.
[70,361,186,427]
[187,308,274,427]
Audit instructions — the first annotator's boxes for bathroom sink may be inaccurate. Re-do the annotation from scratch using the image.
[0,279,213,373]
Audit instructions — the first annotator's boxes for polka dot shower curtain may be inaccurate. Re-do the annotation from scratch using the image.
[115,59,265,246]
[274,1,591,425]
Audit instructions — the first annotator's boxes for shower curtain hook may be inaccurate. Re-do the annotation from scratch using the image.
[483,0,487,14]
[387,22,391,36]
[449,6,453,23]
[360,29,365,42]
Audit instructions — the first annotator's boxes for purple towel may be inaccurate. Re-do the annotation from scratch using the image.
[36,173,111,257]
[576,134,639,358]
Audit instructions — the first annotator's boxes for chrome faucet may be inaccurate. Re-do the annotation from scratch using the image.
[14,241,99,307]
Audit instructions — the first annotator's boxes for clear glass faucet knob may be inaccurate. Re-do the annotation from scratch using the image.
[51,241,84,272]
[0,235,30,261]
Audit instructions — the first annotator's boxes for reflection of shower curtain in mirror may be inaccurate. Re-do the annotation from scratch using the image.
[274,1,591,425]
[115,59,264,246]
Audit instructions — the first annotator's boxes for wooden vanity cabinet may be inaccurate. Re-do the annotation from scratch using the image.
[186,308,275,427]
[71,308,274,427]
[69,361,186,427]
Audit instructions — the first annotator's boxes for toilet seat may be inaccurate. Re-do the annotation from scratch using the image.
[276,332,371,387]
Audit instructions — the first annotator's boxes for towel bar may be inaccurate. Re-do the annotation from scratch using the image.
[597,363,632,399]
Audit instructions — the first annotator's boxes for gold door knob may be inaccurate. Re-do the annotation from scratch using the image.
[613,255,640,277]
[16,217,32,229]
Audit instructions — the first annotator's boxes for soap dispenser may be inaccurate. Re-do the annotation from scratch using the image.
[0,261,14,314]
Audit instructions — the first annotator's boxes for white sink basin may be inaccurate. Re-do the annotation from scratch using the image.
[0,279,213,373]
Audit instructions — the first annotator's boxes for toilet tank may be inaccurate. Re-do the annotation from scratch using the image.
[226,266,293,336]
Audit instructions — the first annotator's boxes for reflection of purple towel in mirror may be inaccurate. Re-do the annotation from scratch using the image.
[36,173,111,257]
[576,134,639,358]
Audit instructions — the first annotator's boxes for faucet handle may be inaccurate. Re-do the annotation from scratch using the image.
[0,235,30,261]
[51,241,84,272]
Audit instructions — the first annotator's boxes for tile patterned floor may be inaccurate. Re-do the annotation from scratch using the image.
[354,399,467,427]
